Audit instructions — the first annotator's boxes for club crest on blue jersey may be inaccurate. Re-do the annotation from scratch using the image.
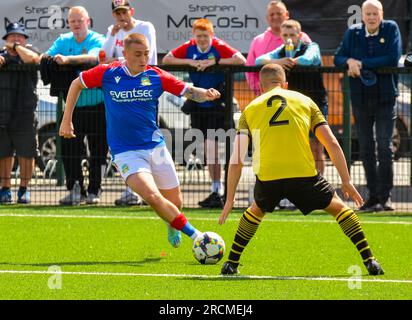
[141,77,152,86]
[207,53,215,60]
[121,164,129,174]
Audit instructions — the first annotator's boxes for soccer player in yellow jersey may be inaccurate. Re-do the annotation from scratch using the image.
[218,64,384,276]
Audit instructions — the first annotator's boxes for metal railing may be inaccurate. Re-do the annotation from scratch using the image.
[0,64,411,210]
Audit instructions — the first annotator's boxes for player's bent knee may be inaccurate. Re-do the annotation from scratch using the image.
[168,197,183,211]
[249,202,265,218]
[142,192,164,207]
[160,187,183,210]
[324,193,347,217]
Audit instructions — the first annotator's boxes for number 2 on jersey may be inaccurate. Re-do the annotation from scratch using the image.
[267,95,289,127]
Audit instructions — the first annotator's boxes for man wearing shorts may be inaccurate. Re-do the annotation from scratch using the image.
[0,22,41,204]
[59,33,221,248]
[218,64,384,276]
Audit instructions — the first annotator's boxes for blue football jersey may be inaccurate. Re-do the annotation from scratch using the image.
[170,37,238,107]
[80,61,188,155]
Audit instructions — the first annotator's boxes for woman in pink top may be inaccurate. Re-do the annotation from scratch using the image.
[246,1,311,95]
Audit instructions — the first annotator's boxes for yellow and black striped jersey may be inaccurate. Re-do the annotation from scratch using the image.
[238,86,327,181]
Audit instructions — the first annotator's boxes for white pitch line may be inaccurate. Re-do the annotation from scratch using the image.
[0,213,411,225]
[0,269,411,284]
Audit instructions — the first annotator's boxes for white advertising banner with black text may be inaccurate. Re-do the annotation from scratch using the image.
[0,0,267,53]
[1,0,408,54]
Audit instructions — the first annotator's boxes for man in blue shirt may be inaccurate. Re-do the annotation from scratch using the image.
[45,6,107,205]
[59,33,221,249]
[334,0,401,212]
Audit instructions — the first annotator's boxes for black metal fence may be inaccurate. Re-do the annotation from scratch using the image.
[0,64,411,210]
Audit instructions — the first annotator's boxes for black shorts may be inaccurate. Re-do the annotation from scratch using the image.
[189,101,229,137]
[0,110,38,158]
[254,173,335,215]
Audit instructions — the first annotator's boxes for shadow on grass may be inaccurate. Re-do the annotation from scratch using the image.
[0,257,163,268]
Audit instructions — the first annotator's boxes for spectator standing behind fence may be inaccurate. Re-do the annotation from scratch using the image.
[334,0,401,212]
[103,0,157,206]
[162,18,246,209]
[246,1,311,96]
[44,6,108,205]
[0,23,41,204]
[256,20,328,175]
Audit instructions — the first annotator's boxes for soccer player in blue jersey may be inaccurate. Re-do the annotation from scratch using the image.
[59,33,221,248]
[163,18,246,209]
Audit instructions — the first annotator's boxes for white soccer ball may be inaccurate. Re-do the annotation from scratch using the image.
[192,231,226,265]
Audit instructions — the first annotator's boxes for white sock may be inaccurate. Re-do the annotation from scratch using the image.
[191,230,202,240]
[212,181,221,194]
[126,186,138,197]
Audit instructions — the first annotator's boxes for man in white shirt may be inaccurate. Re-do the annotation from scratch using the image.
[102,0,157,65]
[103,0,157,205]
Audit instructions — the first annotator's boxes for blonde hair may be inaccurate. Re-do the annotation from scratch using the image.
[259,64,286,89]
[281,19,301,33]
[124,33,149,50]
[68,6,90,19]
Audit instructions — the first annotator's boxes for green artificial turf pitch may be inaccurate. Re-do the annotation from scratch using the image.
[0,206,411,300]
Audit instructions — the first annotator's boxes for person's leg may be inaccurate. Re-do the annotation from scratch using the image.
[11,110,37,200]
[0,156,14,203]
[195,107,225,208]
[0,156,13,189]
[352,105,378,204]
[15,157,34,204]
[221,178,279,274]
[61,134,85,197]
[159,186,184,247]
[375,101,396,206]
[85,104,108,198]
[285,174,383,275]
[151,144,194,246]
[221,201,266,274]
[324,193,383,275]
[159,186,183,211]
[127,172,201,240]
[309,137,325,175]
[61,109,85,194]
[18,157,34,188]
[205,138,222,194]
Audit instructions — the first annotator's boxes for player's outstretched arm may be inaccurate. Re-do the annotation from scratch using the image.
[59,77,84,139]
[315,125,364,207]
[183,86,221,103]
[219,133,249,225]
